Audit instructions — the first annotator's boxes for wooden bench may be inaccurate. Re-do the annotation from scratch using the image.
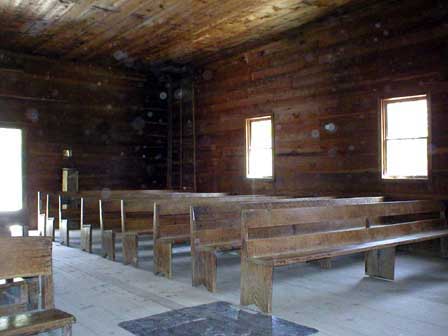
[239,200,448,313]
[0,237,75,335]
[79,191,191,253]
[152,195,285,278]
[65,190,209,250]
[97,193,227,261]
[36,189,194,241]
[191,196,384,292]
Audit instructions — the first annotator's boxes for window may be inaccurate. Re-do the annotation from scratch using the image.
[0,127,23,211]
[246,116,273,179]
[381,95,429,179]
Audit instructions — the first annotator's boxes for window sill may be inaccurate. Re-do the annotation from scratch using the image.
[382,176,429,182]
[246,177,274,182]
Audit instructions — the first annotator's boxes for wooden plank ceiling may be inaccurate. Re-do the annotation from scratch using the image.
[0,0,353,67]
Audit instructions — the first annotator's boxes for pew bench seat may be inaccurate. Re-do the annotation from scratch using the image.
[0,308,75,336]
[195,240,240,253]
[250,228,448,267]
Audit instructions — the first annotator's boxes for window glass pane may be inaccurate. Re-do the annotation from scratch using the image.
[0,128,23,211]
[248,148,272,178]
[386,99,428,139]
[247,117,272,178]
[385,139,427,177]
[250,119,272,149]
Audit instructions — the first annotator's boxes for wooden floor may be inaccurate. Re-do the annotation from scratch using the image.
[51,232,448,336]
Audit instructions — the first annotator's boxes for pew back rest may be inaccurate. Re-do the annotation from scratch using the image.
[191,197,384,247]
[99,199,123,231]
[0,237,52,280]
[82,192,229,227]
[242,200,446,259]
[98,194,234,232]
[58,194,81,224]
[45,194,59,221]
[154,196,283,239]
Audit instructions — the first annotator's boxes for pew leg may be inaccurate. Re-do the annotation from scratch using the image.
[102,230,116,261]
[154,241,172,278]
[240,260,273,314]
[192,251,217,292]
[59,220,69,246]
[80,225,93,253]
[318,258,332,269]
[62,325,73,336]
[440,238,448,258]
[365,247,395,280]
[123,233,139,267]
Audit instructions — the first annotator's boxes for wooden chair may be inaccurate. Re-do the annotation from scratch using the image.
[191,196,384,292]
[0,237,75,335]
[240,200,448,313]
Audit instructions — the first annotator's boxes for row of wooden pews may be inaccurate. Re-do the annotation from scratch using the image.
[36,189,448,315]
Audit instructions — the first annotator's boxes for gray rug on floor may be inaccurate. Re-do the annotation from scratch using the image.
[119,301,318,336]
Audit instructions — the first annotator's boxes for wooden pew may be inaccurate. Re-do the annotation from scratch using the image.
[239,200,448,313]
[0,237,75,335]
[62,190,214,249]
[37,189,190,240]
[191,196,384,292]
[152,195,285,278]
[98,193,228,260]
[80,191,191,253]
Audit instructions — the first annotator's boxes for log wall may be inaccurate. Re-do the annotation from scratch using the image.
[194,0,448,199]
[0,51,168,229]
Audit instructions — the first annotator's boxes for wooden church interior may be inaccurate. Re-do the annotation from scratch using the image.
[0,0,447,335]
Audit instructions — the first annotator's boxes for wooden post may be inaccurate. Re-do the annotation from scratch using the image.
[40,275,54,309]
[365,247,395,280]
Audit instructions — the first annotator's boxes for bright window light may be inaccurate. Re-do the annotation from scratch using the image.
[9,224,23,237]
[381,96,429,179]
[246,116,273,179]
[0,128,23,211]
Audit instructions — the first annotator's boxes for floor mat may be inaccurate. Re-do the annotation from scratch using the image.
[119,301,318,336]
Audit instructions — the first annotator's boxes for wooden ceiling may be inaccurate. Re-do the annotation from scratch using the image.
[0,0,353,68]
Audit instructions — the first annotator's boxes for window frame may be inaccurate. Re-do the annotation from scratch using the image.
[245,115,274,180]
[380,94,431,181]
[0,123,26,214]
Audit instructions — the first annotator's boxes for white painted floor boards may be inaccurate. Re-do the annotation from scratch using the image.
[52,232,448,336]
